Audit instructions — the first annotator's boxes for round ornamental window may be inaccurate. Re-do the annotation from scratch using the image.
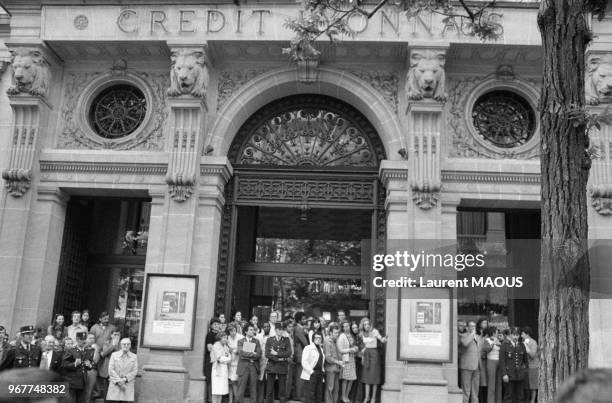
[471,90,536,149]
[89,84,147,139]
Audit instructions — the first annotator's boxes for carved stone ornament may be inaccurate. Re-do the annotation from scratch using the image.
[6,48,51,98]
[350,71,398,113]
[58,72,168,150]
[447,76,541,159]
[297,55,320,84]
[1,168,32,197]
[406,49,446,103]
[411,182,441,210]
[217,68,272,111]
[586,54,612,105]
[591,184,612,215]
[167,47,209,99]
[166,173,195,202]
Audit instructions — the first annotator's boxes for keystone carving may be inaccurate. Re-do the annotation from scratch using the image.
[167,47,209,99]
[406,49,446,103]
[586,54,612,105]
[6,48,51,97]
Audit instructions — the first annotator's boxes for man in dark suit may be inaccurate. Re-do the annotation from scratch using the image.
[62,331,95,403]
[459,320,482,403]
[0,325,41,370]
[39,335,62,372]
[293,312,309,401]
[265,321,292,403]
[499,327,529,403]
[236,324,261,403]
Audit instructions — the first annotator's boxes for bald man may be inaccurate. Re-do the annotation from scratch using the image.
[39,335,63,373]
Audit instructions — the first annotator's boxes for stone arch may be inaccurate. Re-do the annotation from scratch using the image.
[207,67,403,159]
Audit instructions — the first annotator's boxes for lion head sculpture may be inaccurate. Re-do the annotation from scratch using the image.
[167,48,209,98]
[586,55,612,105]
[6,48,50,97]
[405,50,446,102]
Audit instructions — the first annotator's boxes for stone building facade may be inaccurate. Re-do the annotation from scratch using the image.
[0,1,611,402]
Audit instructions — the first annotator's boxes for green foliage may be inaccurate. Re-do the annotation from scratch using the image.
[283,0,502,61]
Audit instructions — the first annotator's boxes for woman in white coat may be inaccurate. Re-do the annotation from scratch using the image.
[301,333,325,403]
[211,332,232,403]
[106,338,138,402]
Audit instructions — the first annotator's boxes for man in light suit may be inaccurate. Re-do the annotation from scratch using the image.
[236,324,262,403]
[459,320,483,403]
[301,333,325,403]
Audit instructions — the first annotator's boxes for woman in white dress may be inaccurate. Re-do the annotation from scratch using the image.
[227,324,243,403]
[210,332,232,403]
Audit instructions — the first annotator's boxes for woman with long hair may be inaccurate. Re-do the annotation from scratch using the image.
[521,326,538,403]
[308,318,323,344]
[337,321,359,403]
[359,317,386,403]
[47,314,67,338]
[350,322,364,402]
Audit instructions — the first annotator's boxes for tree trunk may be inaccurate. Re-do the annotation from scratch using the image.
[537,0,591,401]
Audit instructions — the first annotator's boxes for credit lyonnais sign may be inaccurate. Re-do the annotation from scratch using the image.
[41,5,540,45]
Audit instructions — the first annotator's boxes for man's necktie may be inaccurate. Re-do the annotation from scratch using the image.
[39,353,47,369]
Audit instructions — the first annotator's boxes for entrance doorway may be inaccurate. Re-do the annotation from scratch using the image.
[54,197,151,349]
[214,94,387,328]
[232,206,371,324]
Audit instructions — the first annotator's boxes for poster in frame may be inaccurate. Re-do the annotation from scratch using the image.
[141,273,198,350]
[397,287,453,362]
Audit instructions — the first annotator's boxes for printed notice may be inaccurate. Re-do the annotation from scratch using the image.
[152,320,185,335]
[407,331,443,347]
[242,341,256,353]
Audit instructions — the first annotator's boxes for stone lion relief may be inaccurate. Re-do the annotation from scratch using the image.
[6,48,50,97]
[586,54,612,105]
[167,48,209,98]
[405,50,446,102]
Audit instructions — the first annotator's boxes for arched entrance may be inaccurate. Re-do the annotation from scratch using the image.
[214,94,387,328]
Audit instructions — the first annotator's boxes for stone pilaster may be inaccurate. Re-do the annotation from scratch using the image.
[585,50,612,368]
[0,43,59,334]
[165,44,209,202]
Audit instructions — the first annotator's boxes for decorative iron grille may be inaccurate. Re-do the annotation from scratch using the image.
[231,95,383,168]
[472,90,536,148]
[89,84,147,139]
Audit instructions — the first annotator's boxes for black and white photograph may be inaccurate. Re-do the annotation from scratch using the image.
[0,0,612,402]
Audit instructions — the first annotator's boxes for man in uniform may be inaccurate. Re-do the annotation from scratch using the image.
[499,327,529,403]
[265,321,292,403]
[0,325,41,370]
[62,331,95,403]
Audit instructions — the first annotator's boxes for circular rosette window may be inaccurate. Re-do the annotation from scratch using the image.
[471,90,536,149]
[89,84,147,139]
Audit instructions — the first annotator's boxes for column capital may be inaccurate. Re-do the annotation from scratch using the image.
[379,160,409,189]
[36,186,69,205]
[199,156,233,184]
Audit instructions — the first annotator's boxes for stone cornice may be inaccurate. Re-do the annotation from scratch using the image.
[442,171,541,184]
[39,161,167,175]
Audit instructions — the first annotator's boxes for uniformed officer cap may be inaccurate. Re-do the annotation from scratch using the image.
[19,325,35,334]
[75,331,87,340]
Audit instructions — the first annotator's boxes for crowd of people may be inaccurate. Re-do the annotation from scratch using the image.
[204,309,387,403]
[0,310,137,403]
[458,319,539,403]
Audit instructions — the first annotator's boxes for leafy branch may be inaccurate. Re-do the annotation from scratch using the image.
[283,0,503,61]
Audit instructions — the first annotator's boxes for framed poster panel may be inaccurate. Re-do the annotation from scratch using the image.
[397,287,452,362]
[141,273,198,350]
